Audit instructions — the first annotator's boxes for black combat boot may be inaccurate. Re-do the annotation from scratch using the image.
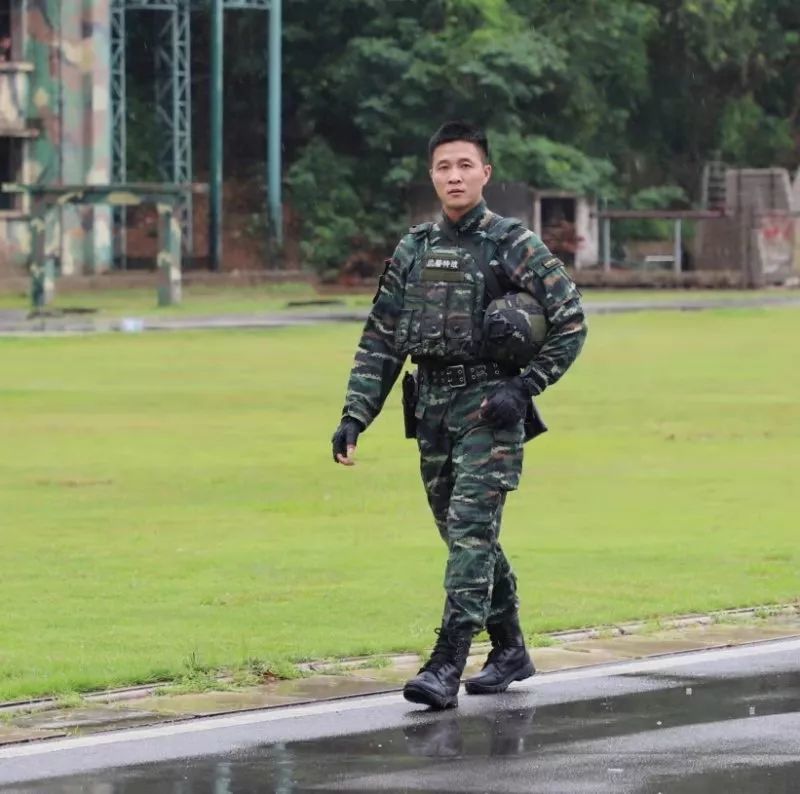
[464,615,535,695]
[403,628,472,710]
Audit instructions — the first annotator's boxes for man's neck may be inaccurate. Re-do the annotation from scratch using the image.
[443,207,470,223]
[442,198,484,225]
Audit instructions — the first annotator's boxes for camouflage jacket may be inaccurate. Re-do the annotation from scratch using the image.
[341,200,587,429]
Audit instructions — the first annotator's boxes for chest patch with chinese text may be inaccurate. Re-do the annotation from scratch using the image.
[420,248,470,282]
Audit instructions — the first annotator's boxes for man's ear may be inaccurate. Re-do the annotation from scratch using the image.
[483,163,492,185]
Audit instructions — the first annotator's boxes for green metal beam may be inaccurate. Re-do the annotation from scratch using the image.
[110,3,127,183]
[175,2,193,252]
[209,0,223,270]
[268,0,282,248]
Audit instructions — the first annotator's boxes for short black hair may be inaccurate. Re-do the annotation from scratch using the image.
[428,121,489,164]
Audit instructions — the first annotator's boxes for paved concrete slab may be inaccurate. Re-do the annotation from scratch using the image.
[0,726,65,745]
[2,612,797,747]
[562,621,800,660]
[12,707,164,733]
[131,677,395,717]
[1,294,798,335]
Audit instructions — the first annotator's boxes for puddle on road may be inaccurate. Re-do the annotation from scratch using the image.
[8,670,800,793]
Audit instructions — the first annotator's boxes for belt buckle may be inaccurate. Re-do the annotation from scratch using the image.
[445,364,467,388]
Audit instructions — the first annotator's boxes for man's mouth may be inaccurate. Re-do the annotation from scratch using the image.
[447,188,464,196]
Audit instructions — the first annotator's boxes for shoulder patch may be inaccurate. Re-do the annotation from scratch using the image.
[409,222,434,236]
[531,256,565,279]
[540,256,562,271]
[542,256,564,270]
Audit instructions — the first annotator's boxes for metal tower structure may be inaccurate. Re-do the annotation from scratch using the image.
[111,0,194,260]
[110,4,127,187]
[154,2,193,204]
[110,0,281,269]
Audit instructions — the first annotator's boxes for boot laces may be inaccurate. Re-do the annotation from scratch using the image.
[420,629,465,672]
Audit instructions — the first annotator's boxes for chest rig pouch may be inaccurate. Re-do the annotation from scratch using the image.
[394,232,486,362]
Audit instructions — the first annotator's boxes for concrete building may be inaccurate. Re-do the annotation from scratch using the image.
[0,0,112,278]
[532,189,598,270]
[695,167,797,284]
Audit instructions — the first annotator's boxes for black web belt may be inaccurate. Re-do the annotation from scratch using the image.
[417,360,517,389]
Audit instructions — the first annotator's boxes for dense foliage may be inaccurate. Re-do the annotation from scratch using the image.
[130,1,800,269]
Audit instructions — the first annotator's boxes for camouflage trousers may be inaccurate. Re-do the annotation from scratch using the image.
[415,375,525,635]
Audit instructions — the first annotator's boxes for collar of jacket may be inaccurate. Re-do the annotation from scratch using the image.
[439,199,489,240]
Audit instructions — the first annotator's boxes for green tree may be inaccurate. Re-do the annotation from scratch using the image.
[212,0,800,269]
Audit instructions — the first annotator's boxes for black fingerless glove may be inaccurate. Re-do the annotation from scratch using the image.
[331,417,364,462]
[481,376,530,430]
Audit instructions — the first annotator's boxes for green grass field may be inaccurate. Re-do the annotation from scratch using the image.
[1,307,798,701]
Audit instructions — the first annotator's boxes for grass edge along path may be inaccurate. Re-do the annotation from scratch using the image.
[2,602,798,710]
[0,307,798,701]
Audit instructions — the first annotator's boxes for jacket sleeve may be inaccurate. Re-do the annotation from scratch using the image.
[341,234,416,428]
[497,227,587,396]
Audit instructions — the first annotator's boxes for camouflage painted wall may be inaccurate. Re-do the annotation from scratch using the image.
[725,169,795,285]
[0,0,111,276]
[793,169,800,273]
[0,1,35,274]
[0,62,33,131]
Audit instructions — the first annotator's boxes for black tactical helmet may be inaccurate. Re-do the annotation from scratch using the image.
[482,292,548,368]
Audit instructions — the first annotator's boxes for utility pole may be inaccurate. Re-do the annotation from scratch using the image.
[268,0,282,250]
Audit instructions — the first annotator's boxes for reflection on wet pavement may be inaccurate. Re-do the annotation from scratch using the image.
[7,670,800,793]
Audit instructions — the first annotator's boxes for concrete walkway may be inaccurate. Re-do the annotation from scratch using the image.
[1,294,799,335]
[2,607,798,747]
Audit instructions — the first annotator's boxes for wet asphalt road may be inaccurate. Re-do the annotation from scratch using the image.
[2,639,799,792]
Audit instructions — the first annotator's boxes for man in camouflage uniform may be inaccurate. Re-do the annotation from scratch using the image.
[332,121,587,710]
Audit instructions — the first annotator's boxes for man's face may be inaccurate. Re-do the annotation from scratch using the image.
[429,140,491,219]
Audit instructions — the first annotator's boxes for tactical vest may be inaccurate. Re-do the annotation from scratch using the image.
[394,217,522,362]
